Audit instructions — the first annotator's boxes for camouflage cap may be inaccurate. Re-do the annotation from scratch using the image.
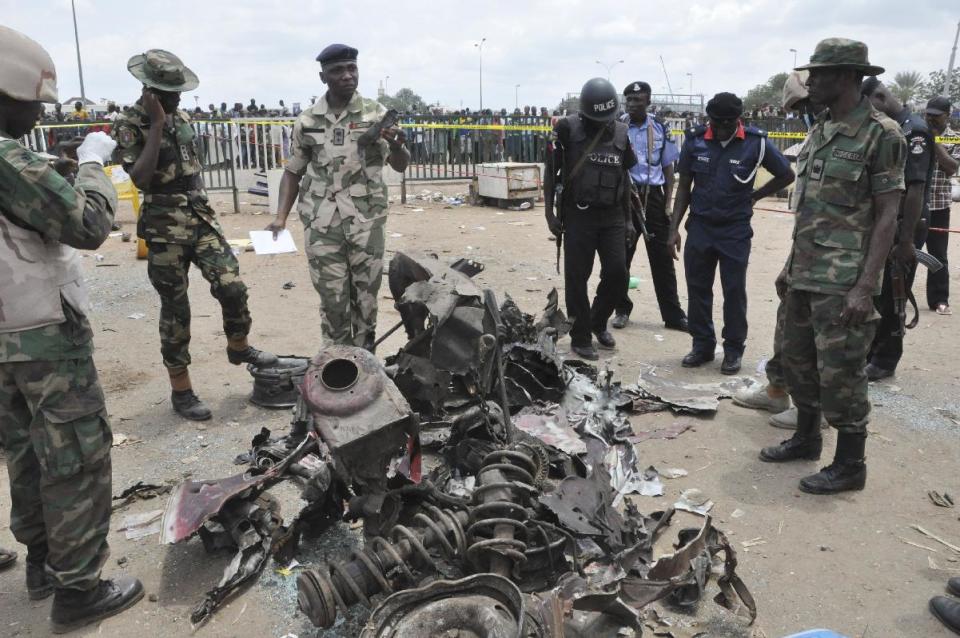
[795,38,884,75]
[782,70,809,110]
[126,49,198,92]
[0,26,58,103]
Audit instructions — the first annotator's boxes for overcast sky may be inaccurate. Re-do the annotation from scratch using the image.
[5,1,959,111]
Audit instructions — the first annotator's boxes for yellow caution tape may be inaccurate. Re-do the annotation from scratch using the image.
[28,121,960,144]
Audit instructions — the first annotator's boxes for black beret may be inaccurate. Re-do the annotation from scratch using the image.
[623,81,652,96]
[860,76,881,97]
[706,92,743,118]
[316,44,358,66]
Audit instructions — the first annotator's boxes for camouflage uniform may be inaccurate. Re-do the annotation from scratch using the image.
[286,91,408,347]
[782,95,905,432]
[0,134,117,590]
[112,102,252,370]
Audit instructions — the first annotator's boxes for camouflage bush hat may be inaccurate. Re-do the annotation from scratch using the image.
[126,49,198,92]
[0,26,58,102]
[795,38,884,75]
[782,70,809,110]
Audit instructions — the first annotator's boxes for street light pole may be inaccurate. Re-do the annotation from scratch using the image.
[385,75,390,95]
[515,83,520,110]
[686,72,693,94]
[789,48,797,68]
[595,59,624,80]
[945,20,959,98]
[71,0,86,102]
[475,38,486,111]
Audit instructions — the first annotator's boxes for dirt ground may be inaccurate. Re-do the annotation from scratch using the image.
[1,184,959,638]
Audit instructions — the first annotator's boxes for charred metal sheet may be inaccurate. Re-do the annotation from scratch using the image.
[191,495,283,626]
[633,369,755,414]
[359,574,526,638]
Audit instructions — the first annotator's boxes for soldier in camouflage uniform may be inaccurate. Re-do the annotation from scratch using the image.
[267,44,410,350]
[112,50,276,420]
[0,26,143,633]
[759,39,906,495]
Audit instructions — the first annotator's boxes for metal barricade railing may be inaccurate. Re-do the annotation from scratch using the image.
[399,115,552,182]
[22,120,242,213]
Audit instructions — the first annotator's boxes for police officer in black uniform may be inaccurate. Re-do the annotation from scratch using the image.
[668,92,794,374]
[544,78,637,360]
[860,77,935,380]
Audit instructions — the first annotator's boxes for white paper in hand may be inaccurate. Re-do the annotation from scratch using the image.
[249,230,297,255]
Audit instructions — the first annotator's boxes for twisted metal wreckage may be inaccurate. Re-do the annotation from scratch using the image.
[159,252,757,637]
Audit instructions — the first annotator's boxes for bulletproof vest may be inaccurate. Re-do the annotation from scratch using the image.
[0,143,90,333]
[563,115,629,209]
[146,110,205,196]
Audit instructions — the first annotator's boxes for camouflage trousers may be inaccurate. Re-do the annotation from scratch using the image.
[304,213,385,347]
[764,299,786,388]
[0,356,112,590]
[781,289,878,433]
[147,222,251,370]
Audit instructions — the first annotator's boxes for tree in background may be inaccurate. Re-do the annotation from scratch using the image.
[379,88,428,114]
[743,73,789,111]
[890,71,924,105]
[920,69,960,105]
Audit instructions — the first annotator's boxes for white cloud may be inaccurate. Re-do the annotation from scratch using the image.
[4,0,959,110]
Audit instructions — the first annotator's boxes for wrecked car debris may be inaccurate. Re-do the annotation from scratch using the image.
[248,356,309,408]
[160,252,757,633]
[634,368,755,414]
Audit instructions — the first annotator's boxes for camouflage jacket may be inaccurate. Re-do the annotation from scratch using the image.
[786,97,906,296]
[112,101,222,244]
[287,91,408,230]
[0,132,117,362]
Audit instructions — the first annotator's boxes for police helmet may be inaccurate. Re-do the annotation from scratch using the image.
[579,78,619,122]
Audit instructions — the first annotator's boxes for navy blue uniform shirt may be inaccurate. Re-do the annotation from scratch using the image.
[678,122,792,226]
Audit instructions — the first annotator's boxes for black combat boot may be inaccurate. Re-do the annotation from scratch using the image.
[171,389,212,421]
[50,577,144,634]
[227,346,278,367]
[0,547,15,571]
[799,431,867,494]
[26,542,53,600]
[929,596,960,634]
[759,409,822,462]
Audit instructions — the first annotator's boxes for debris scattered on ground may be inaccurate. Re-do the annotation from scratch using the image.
[675,488,714,515]
[118,509,164,540]
[635,369,756,413]
[282,281,295,290]
[911,525,960,554]
[112,481,172,511]
[928,491,955,508]
[127,312,145,320]
[155,252,757,633]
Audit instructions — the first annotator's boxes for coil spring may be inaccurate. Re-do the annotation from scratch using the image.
[466,444,541,573]
[297,504,468,628]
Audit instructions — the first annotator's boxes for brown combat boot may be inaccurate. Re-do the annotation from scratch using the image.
[168,368,212,421]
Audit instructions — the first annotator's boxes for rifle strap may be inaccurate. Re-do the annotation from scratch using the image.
[907,290,919,330]
[566,122,608,185]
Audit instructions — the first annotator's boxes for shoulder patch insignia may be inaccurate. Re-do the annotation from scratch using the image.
[118,127,135,147]
[832,148,864,162]
[910,135,927,154]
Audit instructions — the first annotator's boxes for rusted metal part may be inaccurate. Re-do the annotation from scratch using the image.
[302,345,420,490]
[359,574,527,638]
[297,506,471,628]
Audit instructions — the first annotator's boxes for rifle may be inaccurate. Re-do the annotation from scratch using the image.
[891,247,943,336]
[629,184,652,243]
[554,182,564,274]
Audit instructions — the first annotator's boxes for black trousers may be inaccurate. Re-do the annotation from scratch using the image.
[683,223,750,357]
[869,257,919,371]
[563,207,628,347]
[616,185,686,325]
[921,208,950,308]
